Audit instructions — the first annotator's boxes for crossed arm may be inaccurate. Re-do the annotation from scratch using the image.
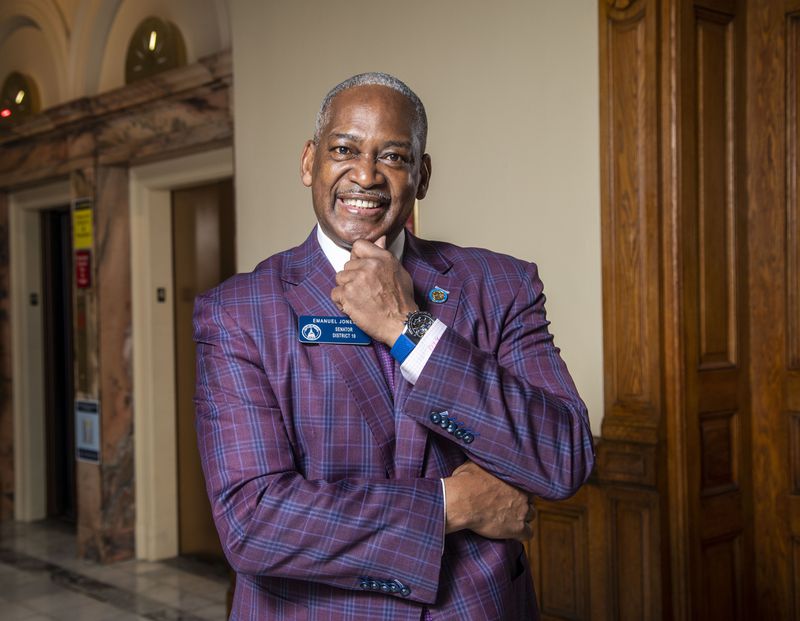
[332,238,593,537]
[193,239,593,604]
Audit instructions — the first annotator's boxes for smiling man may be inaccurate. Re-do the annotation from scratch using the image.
[194,73,595,620]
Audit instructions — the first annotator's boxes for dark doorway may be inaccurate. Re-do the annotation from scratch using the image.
[40,207,76,524]
[172,178,235,560]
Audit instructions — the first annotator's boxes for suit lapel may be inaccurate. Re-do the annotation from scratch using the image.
[283,232,396,477]
[393,233,462,478]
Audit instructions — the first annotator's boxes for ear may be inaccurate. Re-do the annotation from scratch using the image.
[416,153,432,200]
[300,140,316,187]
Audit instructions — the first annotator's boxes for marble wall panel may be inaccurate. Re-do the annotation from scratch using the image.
[76,461,102,560]
[0,134,73,188]
[96,166,134,562]
[96,86,232,166]
[71,168,102,559]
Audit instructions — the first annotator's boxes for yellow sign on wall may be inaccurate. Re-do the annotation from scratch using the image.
[72,199,93,250]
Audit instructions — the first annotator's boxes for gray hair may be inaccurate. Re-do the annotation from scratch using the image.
[313,72,428,151]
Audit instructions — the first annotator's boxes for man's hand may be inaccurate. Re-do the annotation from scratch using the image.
[331,236,418,345]
[444,461,535,542]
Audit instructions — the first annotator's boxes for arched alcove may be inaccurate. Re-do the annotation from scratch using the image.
[0,0,229,106]
[0,0,68,106]
[97,0,230,94]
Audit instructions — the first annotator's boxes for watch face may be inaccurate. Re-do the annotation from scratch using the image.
[406,311,434,338]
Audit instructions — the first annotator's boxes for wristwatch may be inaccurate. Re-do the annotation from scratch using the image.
[390,310,435,363]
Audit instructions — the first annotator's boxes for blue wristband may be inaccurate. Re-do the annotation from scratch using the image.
[390,333,416,364]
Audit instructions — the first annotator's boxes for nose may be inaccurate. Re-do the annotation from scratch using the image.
[349,153,385,188]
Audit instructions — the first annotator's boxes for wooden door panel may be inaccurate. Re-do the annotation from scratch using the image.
[698,410,739,498]
[787,12,800,374]
[535,505,589,620]
[683,3,750,619]
[696,9,737,371]
[700,535,743,620]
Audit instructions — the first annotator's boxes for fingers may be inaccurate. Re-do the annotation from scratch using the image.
[525,499,536,522]
[520,521,533,542]
[335,268,357,284]
[517,499,536,541]
[351,237,390,258]
[330,286,345,313]
[450,460,475,477]
[445,460,536,541]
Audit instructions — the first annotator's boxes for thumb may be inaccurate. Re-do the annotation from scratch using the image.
[451,460,474,476]
[375,235,387,249]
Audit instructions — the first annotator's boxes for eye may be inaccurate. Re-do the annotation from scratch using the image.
[329,144,358,161]
[381,152,409,165]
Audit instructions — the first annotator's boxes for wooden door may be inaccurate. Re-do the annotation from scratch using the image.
[173,178,235,558]
[678,2,753,619]
[747,1,800,618]
[529,1,800,618]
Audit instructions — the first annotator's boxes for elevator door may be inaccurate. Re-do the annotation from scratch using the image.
[173,179,235,558]
[41,207,76,523]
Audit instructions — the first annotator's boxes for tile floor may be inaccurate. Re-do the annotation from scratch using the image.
[0,520,229,621]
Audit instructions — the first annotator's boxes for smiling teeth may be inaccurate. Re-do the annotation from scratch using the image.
[343,198,380,209]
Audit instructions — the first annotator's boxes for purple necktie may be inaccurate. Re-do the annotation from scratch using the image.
[375,343,433,621]
[374,342,396,394]
[372,258,430,618]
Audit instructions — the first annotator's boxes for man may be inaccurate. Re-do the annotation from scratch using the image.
[194,72,594,620]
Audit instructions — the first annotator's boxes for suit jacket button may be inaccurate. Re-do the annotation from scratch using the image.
[400,587,411,597]
[463,433,475,444]
[388,583,399,593]
[439,416,450,429]
[430,412,441,424]
[454,429,465,439]
[360,581,369,590]
[370,581,380,590]
[446,422,457,433]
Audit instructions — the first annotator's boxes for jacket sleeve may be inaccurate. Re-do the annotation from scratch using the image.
[193,293,445,604]
[402,261,595,499]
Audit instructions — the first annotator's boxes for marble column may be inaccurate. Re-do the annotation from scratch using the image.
[74,166,134,562]
[96,166,134,561]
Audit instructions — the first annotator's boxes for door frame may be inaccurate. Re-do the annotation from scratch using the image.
[130,147,233,560]
[9,180,72,521]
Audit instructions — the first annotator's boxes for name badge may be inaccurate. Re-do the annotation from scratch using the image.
[298,315,372,345]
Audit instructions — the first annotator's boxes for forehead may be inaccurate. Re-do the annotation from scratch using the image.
[322,85,418,141]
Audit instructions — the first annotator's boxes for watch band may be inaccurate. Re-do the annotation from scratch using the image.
[390,333,417,364]
[390,310,435,364]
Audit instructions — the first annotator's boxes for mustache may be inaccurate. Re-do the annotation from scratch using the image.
[336,188,391,202]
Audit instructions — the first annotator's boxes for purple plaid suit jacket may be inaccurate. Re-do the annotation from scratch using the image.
[193,229,594,621]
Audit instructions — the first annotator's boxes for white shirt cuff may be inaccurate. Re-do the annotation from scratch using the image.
[440,478,447,554]
[399,319,446,384]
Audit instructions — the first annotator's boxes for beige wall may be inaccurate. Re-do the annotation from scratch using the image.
[229,0,603,433]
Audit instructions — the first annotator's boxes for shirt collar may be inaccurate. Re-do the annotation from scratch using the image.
[316,225,405,273]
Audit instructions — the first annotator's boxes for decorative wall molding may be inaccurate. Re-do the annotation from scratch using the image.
[0,50,231,187]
